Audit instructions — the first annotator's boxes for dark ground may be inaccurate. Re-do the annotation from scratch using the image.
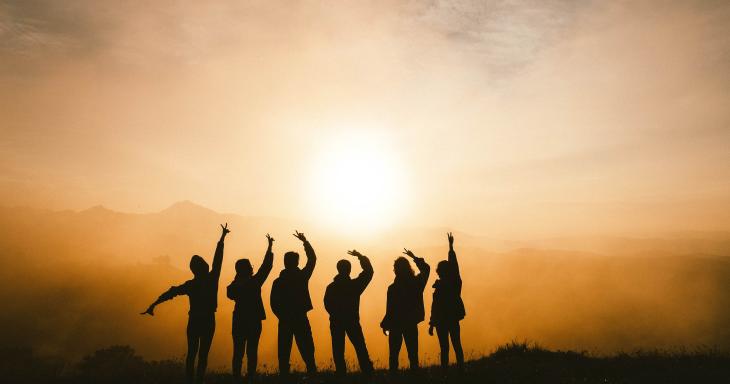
[3,342,729,384]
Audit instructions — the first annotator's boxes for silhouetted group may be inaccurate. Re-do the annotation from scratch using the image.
[142,225,466,383]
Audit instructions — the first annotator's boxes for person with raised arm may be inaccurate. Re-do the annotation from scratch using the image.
[324,249,375,377]
[270,231,317,377]
[141,223,230,384]
[380,248,430,373]
[429,232,466,374]
[227,233,275,383]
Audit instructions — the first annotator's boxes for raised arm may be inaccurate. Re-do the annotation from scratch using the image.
[348,249,373,292]
[294,231,316,279]
[210,223,230,281]
[140,282,188,316]
[404,248,430,289]
[253,234,275,285]
[448,232,460,279]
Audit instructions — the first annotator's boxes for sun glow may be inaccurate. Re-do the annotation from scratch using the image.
[310,131,407,233]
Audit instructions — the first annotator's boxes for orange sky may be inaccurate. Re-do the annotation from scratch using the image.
[1,0,729,237]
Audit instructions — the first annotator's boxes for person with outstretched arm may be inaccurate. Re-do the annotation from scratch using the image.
[270,231,317,377]
[324,249,375,377]
[429,232,466,374]
[141,223,230,384]
[380,248,430,373]
[227,233,275,383]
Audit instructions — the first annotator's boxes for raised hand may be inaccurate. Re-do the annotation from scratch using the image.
[403,248,416,259]
[140,305,155,316]
[266,233,275,245]
[220,223,231,236]
[347,249,364,258]
[448,232,454,247]
[293,230,307,242]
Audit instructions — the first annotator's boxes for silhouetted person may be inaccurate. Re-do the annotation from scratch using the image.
[323,249,374,377]
[380,248,430,372]
[227,234,275,383]
[270,231,317,376]
[429,232,465,374]
[141,223,230,384]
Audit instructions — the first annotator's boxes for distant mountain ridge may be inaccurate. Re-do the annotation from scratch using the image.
[3,200,729,257]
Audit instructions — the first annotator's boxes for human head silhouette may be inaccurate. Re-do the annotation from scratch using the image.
[436,260,451,279]
[189,255,209,277]
[336,259,351,277]
[235,259,253,278]
[284,251,299,269]
[393,256,414,279]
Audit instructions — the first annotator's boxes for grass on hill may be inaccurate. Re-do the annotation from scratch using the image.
[3,342,729,384]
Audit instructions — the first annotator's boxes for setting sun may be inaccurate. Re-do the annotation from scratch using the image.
[309,131,407,233]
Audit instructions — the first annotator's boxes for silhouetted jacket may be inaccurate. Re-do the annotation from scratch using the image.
[159,240,225,316]
[270,241,316,321]
[227,248,274,322]
[380,257,430,330]
[324,256,374,324]
[430,249,466,326]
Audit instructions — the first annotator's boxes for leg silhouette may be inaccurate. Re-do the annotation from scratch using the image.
[186,321,200,384]
[403,324,419,370]
[436,325,450,371]
[294,318,317,373]
[388,328,403,372]
[246,322,262,381]
[232,334,246,379]
[195,317,215,384]
[347,322,373,374]
[330,323,347,375]
[277,321,294,376]
[450,322,464,371]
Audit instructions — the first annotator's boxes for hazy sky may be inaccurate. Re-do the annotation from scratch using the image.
[2,0,729,237]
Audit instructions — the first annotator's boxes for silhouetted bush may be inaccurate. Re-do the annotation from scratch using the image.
[0,347,65,384]
[75,345,146,383]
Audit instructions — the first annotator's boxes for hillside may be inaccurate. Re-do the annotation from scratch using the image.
[5,342,729,384]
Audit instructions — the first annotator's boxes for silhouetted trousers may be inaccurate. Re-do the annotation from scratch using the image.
[186,313,215,384]
[330,321,373,375]
[278,316,317,375]
[232,320,263,380]
[388,324,419,371]
[435,321,464,371]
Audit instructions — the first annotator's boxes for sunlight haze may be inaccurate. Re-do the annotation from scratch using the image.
[1,0,730,373]
[309,129,408,234]
[2,0,728,237]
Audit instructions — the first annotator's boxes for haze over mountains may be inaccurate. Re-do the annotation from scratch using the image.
[1,201,728,369]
